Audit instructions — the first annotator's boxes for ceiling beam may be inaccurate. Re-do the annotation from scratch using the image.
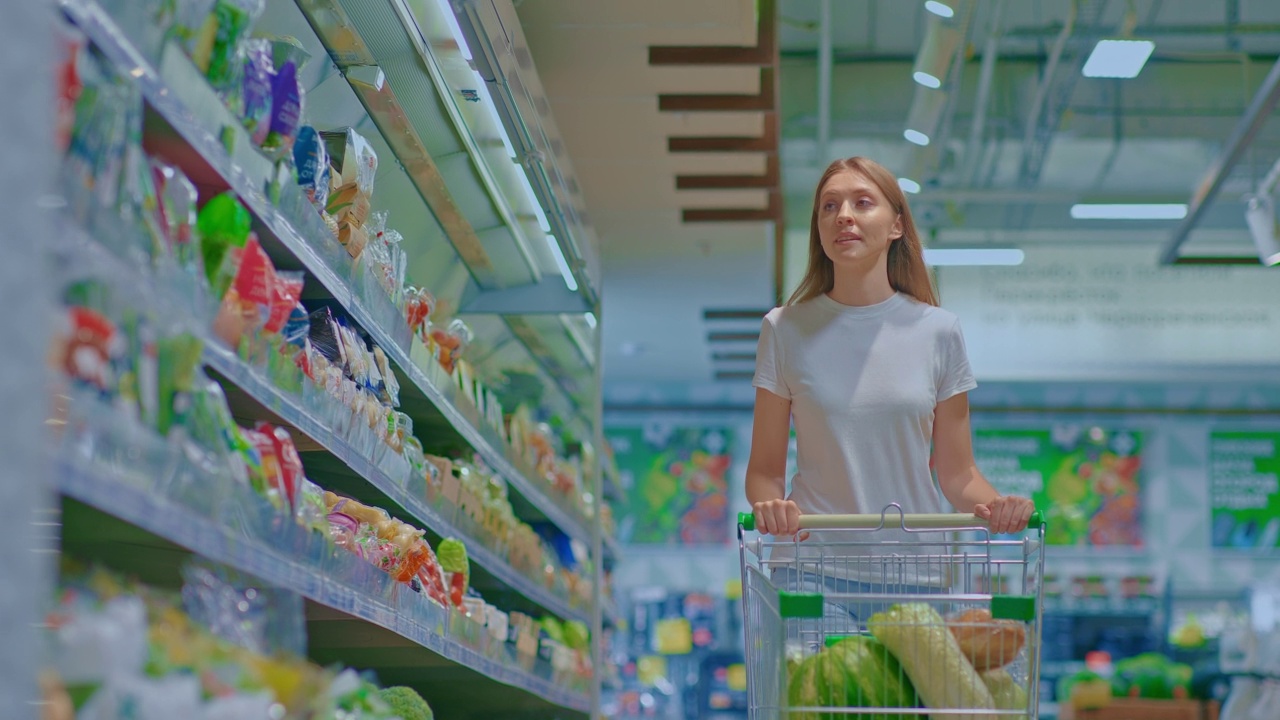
[648,0,775,65]
[683,192,781,223]
[668,113,778,153]
[658,67,775,112]
[676,156,778,190]
[1159,54,1280,265]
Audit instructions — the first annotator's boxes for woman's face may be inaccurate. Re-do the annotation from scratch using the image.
[816,170,903,268]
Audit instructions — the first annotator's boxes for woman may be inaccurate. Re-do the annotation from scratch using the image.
[746,156,1034,572]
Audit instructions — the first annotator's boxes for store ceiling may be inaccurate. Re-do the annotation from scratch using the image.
[515,0,1280,407]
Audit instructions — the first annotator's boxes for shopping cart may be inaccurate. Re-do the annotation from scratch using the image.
[738,504,1045,719]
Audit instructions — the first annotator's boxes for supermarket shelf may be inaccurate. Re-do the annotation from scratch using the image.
[204,342,590,625]
[55,457,591,714]
[60,0,596,550]
[54,220,588,625]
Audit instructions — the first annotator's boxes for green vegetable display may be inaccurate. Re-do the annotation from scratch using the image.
[379,686,434,720]
[1111,653,1193,699]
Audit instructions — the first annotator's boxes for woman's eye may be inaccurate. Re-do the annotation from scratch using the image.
[823,202,837,211]
[857,199,873,208]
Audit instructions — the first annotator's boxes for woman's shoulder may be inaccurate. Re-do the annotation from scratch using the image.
[897,297,964,333]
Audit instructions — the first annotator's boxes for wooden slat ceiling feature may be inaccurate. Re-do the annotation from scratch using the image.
[649,0,785,300]
[677,154,778,190]
[668,112,778,154]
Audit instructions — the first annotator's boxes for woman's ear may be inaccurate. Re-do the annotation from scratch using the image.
[890,213,904,241]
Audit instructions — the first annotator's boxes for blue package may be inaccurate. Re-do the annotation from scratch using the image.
[292,125,330,208]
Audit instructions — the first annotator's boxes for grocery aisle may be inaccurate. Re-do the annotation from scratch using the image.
[17,1,1280,720]
[31,0,613,718]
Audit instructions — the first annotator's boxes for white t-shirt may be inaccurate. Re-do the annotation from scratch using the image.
[752,291,977,584]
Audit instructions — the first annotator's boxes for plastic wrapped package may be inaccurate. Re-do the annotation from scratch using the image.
[431,318,473,375]
[190,0,264,96]
[263,37,309,155]
[147,158,203,283]
[239,37,274,146]
[179,559,306,657]
[293,125,330,209]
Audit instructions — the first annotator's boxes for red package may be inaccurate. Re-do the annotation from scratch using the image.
[232,235,276,320]
[60,307,119,390]
[264,272,304,335]
[415,545,449,607]
[257,422,303,510]
[243,427,286,511]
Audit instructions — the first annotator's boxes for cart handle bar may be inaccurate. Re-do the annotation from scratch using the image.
[738,507,1043,532]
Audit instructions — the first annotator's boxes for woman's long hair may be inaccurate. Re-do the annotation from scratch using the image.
[786,157,938,307]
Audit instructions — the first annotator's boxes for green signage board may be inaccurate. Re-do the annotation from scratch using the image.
[972,427,1144,546]
[606,425,734,546]
[1209,431,1280,549]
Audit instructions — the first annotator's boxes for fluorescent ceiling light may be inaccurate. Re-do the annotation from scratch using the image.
[924,1,955,18]
[433,0,473,60]
[545,235,578,292]
[1082,39,1155,79]
[898,177,921,194]
[1070,203,1187,220]
[913,71,942,89]
[517,168,552,231]
[584,311,597,329]
[473,80,516,159]
[924,248,1025,266]
[904,129,930,146]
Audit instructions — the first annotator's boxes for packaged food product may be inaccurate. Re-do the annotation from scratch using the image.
[155,332,204,435]
[241,426,286,512]
[263,37,309,155]
[431,318,472,374]
[263,271,304,335]
[148,159,201,276]
[191,0,264,93]
[256,423,303,511]
[212,234,276,347]
[196,192,252,289]
[947,607,1028,671]
[239,38,274,146]
[404,286,435,339]
[55,23,86,154]
[322,128,378,203]
[292,125,330,208]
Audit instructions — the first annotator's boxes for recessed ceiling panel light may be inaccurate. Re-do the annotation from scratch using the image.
[904,129,930,146]
[924,1,955,18]
[1070,203,1187,220]
[913,71,942,89]
[924,248,1025,266]
[898,177,921,194]
[1082,39,1156,78]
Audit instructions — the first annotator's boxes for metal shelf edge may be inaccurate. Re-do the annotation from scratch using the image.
[55,460,592,713]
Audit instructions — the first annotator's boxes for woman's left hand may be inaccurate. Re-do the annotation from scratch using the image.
[974,495,1035,534]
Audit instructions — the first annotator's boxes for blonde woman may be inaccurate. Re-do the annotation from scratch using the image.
[746,157,1033,604]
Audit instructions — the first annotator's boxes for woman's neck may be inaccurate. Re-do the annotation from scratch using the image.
[827,260,895,307]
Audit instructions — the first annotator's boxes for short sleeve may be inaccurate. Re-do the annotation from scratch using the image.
[937,316,978,403]
[752,312,791,399]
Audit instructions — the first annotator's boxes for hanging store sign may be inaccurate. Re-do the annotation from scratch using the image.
[1210,431,1280,549]
[937,246,1280,380]
[972,426,1145,547]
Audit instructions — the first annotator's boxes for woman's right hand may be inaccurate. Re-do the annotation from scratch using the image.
[753,499,802,537]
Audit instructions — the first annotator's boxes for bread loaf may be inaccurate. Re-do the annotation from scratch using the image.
[947,608,1027,671]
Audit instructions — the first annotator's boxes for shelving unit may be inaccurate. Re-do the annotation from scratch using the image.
[44,0,617,716]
